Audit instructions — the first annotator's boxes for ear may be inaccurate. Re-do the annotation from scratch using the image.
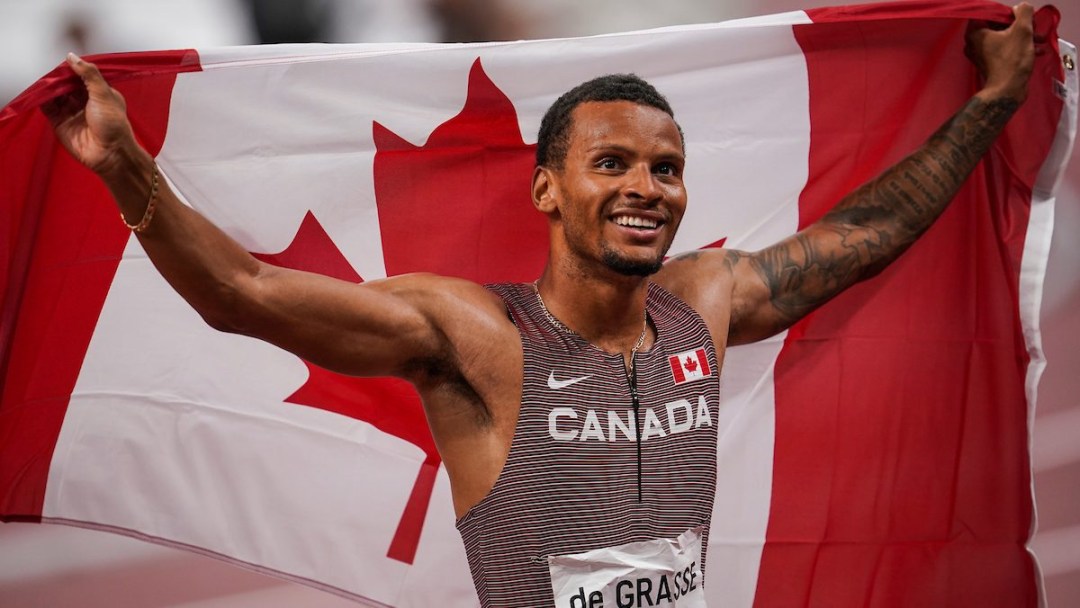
[531,165,559,214]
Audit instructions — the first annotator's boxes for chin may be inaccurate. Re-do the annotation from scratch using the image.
[601,249,665,277]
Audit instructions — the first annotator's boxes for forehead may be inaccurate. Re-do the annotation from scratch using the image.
[566,100,684,156]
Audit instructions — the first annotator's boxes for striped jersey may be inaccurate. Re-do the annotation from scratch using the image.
[457,282,721,607]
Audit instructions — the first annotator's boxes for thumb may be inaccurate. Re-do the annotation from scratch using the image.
[63,52,129,125]
[67,53,110,95]
[1007,3,1035,38]
[1012,3,1035,23]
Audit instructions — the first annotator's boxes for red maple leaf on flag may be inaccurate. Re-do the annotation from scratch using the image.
[252,213,437,564]
[372,58,547,281]
[252,59,545,565]
[684,356,698,373]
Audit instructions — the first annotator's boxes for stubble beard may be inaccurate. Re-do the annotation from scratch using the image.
[561,213,673,278]
[599,242,667,277]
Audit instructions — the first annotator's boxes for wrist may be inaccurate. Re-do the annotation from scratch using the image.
[97,140,154,185]
[975,81,1028,107]
[98,143,161,233]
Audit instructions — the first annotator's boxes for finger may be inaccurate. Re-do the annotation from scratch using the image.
[66,53,110,95]
[1011,3,1035,32]
[1013,3,1035,19]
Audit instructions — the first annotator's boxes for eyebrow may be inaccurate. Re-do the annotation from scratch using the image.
[586,143,685,160]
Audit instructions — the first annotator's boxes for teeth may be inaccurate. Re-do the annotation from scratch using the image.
[614,216,658,229]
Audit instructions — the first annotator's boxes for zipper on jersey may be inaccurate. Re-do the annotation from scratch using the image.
[629,363,642,503]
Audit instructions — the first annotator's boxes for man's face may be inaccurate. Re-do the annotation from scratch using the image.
[546,100,687,277]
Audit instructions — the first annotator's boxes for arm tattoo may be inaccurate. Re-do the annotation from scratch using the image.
[747,95,1018,335]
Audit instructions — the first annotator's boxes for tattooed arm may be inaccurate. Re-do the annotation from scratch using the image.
[715,4,1037,345]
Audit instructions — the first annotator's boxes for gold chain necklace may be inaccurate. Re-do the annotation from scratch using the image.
[532,281,648,378]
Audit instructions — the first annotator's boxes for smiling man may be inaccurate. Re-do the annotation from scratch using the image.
[45,5,1037,606]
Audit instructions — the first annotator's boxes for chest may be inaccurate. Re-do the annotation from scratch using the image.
[514,341,717,464]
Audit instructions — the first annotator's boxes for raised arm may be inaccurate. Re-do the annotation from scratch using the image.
[45,54,504,382]
[720,4,1037,345]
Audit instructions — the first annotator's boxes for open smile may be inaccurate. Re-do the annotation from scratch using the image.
[610,211,665,233]
[613,215,659,229]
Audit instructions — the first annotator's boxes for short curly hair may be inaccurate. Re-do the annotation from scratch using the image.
[536,74,683,169]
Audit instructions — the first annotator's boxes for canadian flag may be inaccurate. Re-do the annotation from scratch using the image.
[669,348,713,385]
[0,2,1074,607]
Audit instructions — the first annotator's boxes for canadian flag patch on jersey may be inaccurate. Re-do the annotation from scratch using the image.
[668,348,712,385]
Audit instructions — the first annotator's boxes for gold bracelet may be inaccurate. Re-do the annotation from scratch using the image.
[121,163,159,233]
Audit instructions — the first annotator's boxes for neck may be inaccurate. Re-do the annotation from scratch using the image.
[534,264,652,356]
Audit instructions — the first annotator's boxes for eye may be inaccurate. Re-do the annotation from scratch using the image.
[654,162,680,177]
[596,157,622,170]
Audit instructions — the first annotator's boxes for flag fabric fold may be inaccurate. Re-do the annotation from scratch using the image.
[0,2,1074,606]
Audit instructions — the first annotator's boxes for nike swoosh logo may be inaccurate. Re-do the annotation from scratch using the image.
[547,371,592,390]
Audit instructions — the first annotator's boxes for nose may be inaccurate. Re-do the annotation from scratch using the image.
[623,163,662,205]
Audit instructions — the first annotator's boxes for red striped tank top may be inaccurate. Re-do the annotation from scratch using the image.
[456,282,720,607]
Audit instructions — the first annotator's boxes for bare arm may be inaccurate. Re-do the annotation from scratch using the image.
[46,54,503,382]
[718,4,1037,345]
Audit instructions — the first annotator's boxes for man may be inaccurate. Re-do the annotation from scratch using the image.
[47,4,1035,606]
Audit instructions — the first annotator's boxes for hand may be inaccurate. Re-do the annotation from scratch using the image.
[966,3,1038,105]
[42,54,137,175]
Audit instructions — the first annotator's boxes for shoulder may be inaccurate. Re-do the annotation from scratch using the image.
[653,249,746,350]
[653,249,738,308]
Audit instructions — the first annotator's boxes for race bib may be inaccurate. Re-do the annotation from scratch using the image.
[548,527,707,608]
